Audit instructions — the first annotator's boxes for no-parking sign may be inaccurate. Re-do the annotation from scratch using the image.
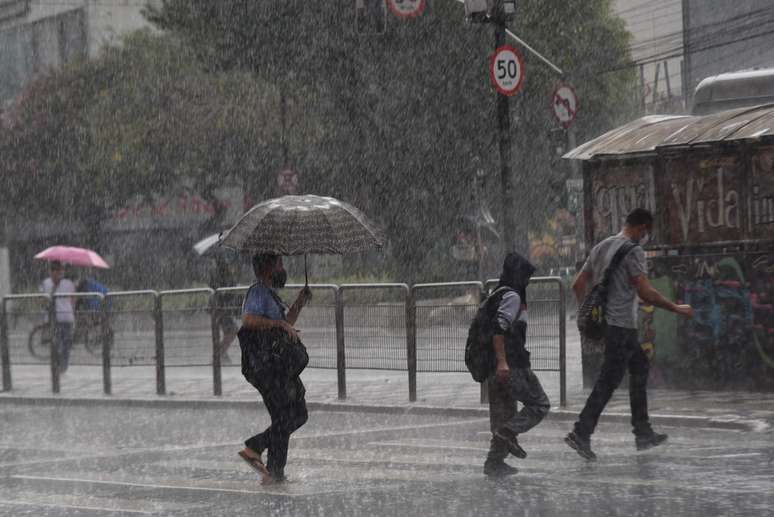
[277,168,299,195]
[386,0,425,18]
[489,45,524,96]
[552,84,578,128]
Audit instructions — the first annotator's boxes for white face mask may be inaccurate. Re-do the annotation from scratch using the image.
[639,233,650,246]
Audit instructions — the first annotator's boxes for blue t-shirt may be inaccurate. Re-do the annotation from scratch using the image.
[80,279,110,311]
[242,283,287,321]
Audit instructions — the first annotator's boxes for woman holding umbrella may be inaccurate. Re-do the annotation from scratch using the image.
[39,261,76,373]
[35,246,110,374]
[238,252,312,484]
[223,194,383,483]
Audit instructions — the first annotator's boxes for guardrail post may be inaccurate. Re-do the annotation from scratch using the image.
[154,293,166,395]
[101,295,111,395]
[334,287,346,400]
[406,287,417,402]
[558,279,567,408]
[1,298,11,391]
[211,291,222,397]
[479,284,489,405]
[49,296,59,394]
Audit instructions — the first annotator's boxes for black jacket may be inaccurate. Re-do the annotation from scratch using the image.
[496,252,536,369]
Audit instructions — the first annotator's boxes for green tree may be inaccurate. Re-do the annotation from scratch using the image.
[146,0,635,280]
[0,30,305,254]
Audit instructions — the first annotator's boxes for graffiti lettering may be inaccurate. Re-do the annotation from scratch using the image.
[671,168,739,241]
[750,184,774,226]
[595,183,651,236]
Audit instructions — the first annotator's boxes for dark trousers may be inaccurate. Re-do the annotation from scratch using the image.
[54,322,73,372]
[245,376,308,478]
[487,368,550,463]
[574,325,652,438]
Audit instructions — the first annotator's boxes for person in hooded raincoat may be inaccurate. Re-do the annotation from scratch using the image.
[484,252,551,478]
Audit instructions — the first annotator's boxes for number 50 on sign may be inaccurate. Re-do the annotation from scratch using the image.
[489,45,524,96]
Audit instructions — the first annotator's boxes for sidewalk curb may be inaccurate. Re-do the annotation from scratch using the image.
[0,394,762,432]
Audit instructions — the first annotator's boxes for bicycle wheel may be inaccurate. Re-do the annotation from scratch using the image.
[28,323,52,360]
[82,323,104,358]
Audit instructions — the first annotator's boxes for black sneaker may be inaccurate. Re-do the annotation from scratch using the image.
[636,432,668,451]
[483,460,518,478]
[565,431,597,461]
[494,428,527,459]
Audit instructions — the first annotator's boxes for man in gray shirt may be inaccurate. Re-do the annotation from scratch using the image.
[565,208,694,461]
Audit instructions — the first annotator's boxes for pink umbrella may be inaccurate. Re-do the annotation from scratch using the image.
[34,246,110,269]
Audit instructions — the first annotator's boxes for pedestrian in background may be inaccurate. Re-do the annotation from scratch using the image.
[208,254,240,364]
[484,252,550,478]
[566,208,694,461]
[39,261,75,373]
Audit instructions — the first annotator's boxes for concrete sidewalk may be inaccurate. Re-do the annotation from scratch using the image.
[2,363,773,432]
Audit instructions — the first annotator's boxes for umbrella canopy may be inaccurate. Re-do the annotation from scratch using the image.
[34,246,110,269]
[193,233,221,256]
[221,195,384,255]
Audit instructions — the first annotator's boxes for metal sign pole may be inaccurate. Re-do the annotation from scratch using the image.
[494,20,515,253]
[0,298,11,391]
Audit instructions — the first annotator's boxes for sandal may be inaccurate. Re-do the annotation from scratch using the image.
[238,449,270,477]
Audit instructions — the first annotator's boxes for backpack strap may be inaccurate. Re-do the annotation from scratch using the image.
[484,286,516,326]
[600,241,639,292]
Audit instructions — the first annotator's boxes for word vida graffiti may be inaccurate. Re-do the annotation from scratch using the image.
[671,167,740,240]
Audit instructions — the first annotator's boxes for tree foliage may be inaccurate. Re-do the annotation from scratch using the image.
[0,30,305,248]
[0,1,636,282]
[146,0,636,279]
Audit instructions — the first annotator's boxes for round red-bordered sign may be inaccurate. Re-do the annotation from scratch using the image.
[552,84,579,128]
[386,0,426,19]
[277,168,299,195]
[489,45,524,96]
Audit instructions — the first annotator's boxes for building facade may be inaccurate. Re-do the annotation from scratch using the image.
[613,0,685,114]
[614,0,774,114]
[683,0,774,101]
[0,0,158,105]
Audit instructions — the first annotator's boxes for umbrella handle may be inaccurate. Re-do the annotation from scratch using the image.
[304,254,308,287]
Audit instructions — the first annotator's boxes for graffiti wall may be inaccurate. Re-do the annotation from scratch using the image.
[589,162,657,242]
[662,156,743,245]
[641,252,774,389]
[586,149,774,248]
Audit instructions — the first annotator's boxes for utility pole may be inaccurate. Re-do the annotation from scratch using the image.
[493,17,515,254]
[462,0,563,255]
[681,0,692,106]
[280,91,288,167]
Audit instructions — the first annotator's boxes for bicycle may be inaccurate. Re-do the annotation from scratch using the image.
[27,311,111,360]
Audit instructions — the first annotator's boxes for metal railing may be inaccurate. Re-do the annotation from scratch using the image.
[340,283,410,399]
[0,279,567,405]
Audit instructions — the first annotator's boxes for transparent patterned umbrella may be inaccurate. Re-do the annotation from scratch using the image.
[220,195,384,282]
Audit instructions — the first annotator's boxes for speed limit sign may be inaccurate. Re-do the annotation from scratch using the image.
[386,0,425,18]
[489,45,524,96]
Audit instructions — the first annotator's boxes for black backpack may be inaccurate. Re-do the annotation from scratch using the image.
[465,287,513,383]
[577,241,638,340]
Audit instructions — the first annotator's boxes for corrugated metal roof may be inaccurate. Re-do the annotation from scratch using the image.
[564,103,774,161]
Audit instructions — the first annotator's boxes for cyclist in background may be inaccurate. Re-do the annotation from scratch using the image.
[76,276,113,349]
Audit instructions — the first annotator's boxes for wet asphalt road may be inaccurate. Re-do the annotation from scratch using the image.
[0,402,772,516]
